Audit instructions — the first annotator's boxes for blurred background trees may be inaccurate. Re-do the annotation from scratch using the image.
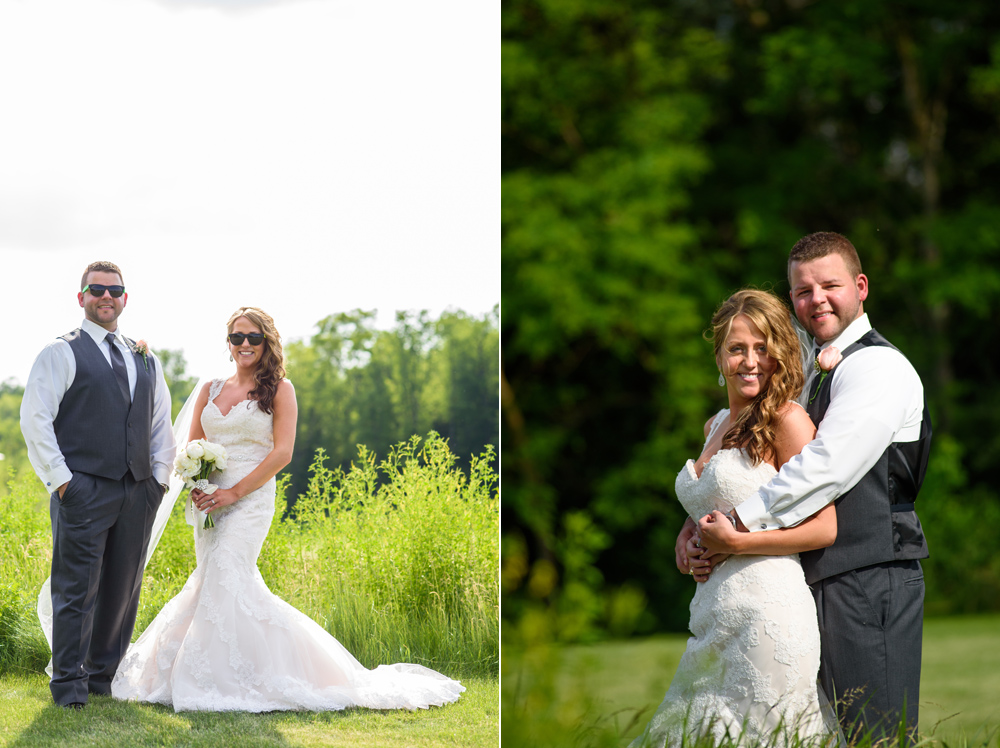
[1,307,499,510]
[502,0,1000,643]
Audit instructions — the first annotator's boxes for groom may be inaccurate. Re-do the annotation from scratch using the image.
[20,261,175,708]
[684,232,931,739]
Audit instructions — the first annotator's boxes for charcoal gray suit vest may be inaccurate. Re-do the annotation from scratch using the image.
[52,329,155,481]
[800,329,931,584]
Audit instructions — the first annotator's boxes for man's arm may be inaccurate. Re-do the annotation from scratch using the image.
[20,342,75,494]
[735,347,923,531]
[147,351,177,488]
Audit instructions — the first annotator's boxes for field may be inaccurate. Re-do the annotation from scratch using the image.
[0,436,499,747]
[502,614,1000,747]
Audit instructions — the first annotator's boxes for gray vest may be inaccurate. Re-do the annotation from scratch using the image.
[52,329,155,481]
[800,329,931,584]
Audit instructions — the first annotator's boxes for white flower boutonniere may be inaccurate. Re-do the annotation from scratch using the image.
[131,339,149,371]
[809,346,843,404]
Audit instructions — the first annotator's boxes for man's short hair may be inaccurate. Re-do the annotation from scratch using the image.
[81,261,124,290]
[787,232,862,280]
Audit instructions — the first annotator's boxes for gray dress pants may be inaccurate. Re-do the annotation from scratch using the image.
[811,560,924,741]
[48,471,163,705]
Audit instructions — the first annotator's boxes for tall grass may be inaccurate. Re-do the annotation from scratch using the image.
[0,433,498,681]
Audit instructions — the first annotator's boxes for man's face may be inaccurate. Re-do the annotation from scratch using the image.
[78,270,127,331]
[789,254,867,345]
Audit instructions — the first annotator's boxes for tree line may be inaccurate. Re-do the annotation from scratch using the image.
[502,0,1000,641]
[1,307,499,508]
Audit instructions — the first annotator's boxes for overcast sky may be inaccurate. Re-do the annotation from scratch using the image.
[0,0,497,387]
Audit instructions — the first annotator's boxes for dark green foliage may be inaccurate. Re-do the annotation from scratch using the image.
[503,0,1000,642]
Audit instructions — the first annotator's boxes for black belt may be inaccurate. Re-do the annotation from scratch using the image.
[890,502,915,512]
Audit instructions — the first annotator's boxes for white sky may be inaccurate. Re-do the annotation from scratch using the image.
[0,0,497,387]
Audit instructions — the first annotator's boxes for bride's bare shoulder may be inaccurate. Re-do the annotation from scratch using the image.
[775,401,816,449]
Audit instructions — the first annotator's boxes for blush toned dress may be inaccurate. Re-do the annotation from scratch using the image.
[630,410,836,747]
[112,379,464,712]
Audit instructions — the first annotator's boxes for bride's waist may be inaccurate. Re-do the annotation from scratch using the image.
[223,453,265,463]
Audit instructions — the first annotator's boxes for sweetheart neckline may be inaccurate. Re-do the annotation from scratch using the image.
[688,448,741,480]
[208,397,253,419]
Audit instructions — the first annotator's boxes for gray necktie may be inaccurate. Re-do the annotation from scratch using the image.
[106,333,131,403]
[805,345,821,400]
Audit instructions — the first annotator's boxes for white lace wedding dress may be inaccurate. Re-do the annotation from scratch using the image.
[631,410,835,748]
[111,379,465,712]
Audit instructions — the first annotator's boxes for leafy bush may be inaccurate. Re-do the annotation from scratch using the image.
[0,435,498,680]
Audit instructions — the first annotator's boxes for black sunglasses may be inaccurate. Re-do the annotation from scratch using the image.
[228,332,266,346]
[83,284,125,298]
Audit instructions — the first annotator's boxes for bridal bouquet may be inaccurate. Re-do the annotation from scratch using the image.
[175,439,228,529]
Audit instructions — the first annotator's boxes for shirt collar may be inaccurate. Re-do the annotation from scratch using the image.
[81,318,124,346]
[817,313,871,352]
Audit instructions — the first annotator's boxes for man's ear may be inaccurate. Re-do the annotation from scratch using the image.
[856,273,869,303]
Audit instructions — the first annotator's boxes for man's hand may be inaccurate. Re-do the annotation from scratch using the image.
[698,510,747,555]
[57,481,69,499]
[675,517,698,574]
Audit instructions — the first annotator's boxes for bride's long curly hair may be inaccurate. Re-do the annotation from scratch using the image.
[227,306,285,415]
[710,289,805,466]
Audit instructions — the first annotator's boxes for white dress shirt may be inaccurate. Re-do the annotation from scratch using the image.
[735,313,926,531]
[20,318,176,492]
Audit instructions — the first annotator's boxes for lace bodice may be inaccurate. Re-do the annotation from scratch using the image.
[630,407,836,748]
[202,378,274,469]
[675,409,777,520]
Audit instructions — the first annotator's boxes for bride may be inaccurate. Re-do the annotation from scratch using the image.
[630,290,837,747]
[110,306,464,712]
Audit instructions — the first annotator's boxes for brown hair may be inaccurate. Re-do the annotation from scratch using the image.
[81,261,124,290]
[227,306,285,415]
[787,231,862,281]
[711,289,805,465]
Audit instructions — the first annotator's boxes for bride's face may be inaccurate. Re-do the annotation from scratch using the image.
[228,316,265,370]
[719,314,776,407]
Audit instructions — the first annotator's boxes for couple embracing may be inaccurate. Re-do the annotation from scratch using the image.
[21,260,464,712]
[631,233,931,746]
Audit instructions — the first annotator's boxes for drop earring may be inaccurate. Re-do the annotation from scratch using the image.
[718,371,725,387]
[230,352,234,362]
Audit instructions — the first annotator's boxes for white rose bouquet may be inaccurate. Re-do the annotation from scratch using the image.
[174,439,228,528]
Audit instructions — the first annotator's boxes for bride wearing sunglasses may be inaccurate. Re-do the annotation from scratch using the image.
[111,306,465,712]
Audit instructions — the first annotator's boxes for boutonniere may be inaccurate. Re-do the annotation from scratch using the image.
[131,339,150,371]
[808,346,842,404]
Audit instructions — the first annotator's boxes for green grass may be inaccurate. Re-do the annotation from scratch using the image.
[0,436,498,745]
[0,672,498,748]
[502,613,1000,747]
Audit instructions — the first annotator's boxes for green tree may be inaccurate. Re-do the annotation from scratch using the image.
[502,0,1000,642]
[154,348,200,420]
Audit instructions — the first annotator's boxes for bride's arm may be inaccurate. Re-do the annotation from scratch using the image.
[186,382,212,442]
[194,381,297,513]
[699,403,837,555]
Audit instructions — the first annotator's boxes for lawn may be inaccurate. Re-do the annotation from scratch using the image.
[503,613,1000,746]
[0,673,498,748]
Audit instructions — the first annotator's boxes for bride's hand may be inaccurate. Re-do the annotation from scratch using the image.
[192,487,240,513]
[698,510,743,555]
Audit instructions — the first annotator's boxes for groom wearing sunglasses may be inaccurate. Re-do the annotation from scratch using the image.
[20,261,175,709]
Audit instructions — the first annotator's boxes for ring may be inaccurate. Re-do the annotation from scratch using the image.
[689,568,694,575]
[211,499,215,506]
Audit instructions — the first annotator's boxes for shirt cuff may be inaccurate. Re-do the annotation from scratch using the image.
[153,467,172,487]
[735,491,780,532]
[41,466,73,494]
